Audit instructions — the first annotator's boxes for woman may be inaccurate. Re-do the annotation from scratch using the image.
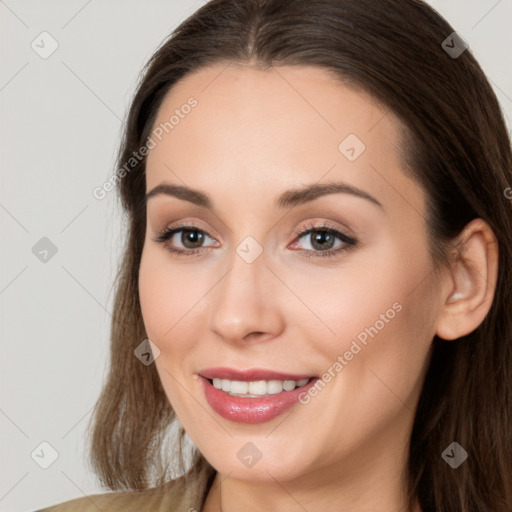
[36,0,512,510]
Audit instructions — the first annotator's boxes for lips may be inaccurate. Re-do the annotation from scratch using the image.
[199,367,316,381]
[198,367,319,424]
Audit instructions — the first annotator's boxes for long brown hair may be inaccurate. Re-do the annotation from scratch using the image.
[86,1,512,510]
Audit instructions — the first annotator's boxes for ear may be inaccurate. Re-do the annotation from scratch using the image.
[435,218,499,341]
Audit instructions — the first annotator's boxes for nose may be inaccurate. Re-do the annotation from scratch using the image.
[207,247,285,345]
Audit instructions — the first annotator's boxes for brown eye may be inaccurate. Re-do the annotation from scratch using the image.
[153,225,217,256]
[309,230,336,251]
[180,228,205,249]
[290,223,358,259]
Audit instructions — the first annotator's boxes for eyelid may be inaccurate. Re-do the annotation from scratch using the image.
[153,219,217,239]
[290,220,354,241]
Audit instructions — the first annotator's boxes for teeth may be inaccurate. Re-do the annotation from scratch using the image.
[283,380,296,391]
[249,380,267,395]
[211,377,311,397]
[267,380,284,394]
[230,380,248,394]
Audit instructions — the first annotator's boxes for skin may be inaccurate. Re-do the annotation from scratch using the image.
[138,63,498,512]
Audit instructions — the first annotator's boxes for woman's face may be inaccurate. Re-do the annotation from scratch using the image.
[139,63,445,485]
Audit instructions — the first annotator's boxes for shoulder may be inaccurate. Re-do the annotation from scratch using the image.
[33,476,194,512]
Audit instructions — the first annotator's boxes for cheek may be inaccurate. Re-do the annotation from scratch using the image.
[279,236,433,350]
[338,252,435,405]
[288,239,436,405]
[138,258,170,341]
[138,247,205,342]
[286,254,435,465]
[138,249,203,413]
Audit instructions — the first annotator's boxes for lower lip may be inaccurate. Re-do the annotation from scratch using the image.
[200,376,318,424]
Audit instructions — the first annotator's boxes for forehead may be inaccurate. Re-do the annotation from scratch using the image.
[145,62,423,217]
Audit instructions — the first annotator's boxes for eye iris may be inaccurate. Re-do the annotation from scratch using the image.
[311,230,335,251]
[182,229,204,249]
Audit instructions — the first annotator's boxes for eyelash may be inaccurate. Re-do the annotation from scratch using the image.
[152,221,358,259]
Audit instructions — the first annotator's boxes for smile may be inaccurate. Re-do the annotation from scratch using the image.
[198,367,318,423]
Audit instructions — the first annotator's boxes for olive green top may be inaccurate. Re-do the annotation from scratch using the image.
[34,467,215,512]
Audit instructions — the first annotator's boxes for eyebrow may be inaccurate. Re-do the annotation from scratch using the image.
[145,181,383,210]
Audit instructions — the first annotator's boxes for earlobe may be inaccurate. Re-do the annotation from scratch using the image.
[435,218,499,341]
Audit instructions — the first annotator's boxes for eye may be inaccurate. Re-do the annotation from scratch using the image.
[289,222,358,258]
[153,221,358,259]
[152,224,218,256]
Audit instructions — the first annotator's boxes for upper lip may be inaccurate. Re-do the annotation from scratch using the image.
[199,367,317,381]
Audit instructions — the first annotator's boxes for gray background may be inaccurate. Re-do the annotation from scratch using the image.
[1,1,511,511]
